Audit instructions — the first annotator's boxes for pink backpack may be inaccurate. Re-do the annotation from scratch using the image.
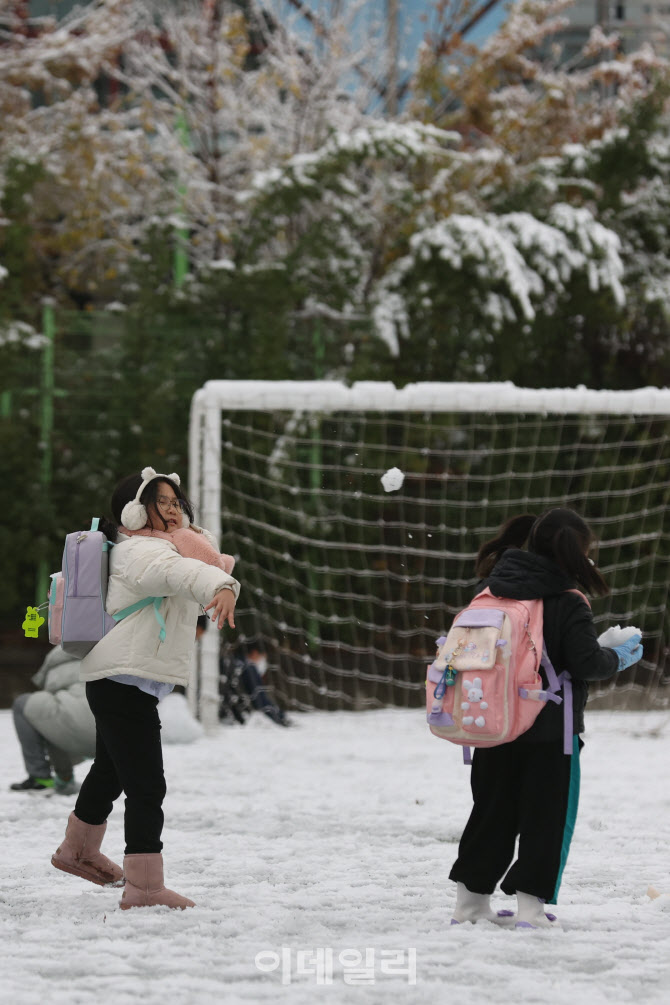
[426,588,575,761]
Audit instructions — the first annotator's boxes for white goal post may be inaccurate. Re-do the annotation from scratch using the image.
[188,380,670,731]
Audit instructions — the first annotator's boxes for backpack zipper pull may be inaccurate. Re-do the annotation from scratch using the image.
[434,640,464,698]
[525,623,537,652]
[434,663,458,700]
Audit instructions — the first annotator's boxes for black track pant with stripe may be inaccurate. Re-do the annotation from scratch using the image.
[448,736,582,905]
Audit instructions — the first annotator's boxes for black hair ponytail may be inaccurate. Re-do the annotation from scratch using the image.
[529,508,610,597]
[475,513,537,579]
[98,516,118,543]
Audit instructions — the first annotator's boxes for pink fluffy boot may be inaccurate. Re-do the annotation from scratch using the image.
[120,853,195,910]
[52,811,124,887]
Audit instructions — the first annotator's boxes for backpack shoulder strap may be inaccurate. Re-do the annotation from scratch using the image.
[541,588,591,756]
[113,596,166,642]
[90,516,116,550]
[568,588,591,608]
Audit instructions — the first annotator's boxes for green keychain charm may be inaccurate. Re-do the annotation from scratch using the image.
[22,605,46,638]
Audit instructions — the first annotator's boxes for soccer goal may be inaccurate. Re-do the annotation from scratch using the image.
[188,380,670,730]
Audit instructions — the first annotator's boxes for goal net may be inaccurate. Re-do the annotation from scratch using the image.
[188,381,670,729]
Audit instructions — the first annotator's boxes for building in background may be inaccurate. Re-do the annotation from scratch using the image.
[558,1,669,59]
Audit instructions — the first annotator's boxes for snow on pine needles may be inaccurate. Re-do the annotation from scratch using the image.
[0,707,669,1005]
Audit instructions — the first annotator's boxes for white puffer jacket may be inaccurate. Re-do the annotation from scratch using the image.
[25,647,96,761]
[79,531,240,687]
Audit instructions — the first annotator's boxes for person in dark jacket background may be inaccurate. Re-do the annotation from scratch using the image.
[449,508,644,929]
[217,633,291,727]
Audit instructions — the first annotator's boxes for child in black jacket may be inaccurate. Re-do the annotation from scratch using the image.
[449,508,643,929]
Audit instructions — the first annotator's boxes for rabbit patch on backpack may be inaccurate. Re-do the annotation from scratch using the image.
[461,677,488,726]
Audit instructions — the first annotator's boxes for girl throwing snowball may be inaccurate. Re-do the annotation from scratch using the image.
[51,467,239,910]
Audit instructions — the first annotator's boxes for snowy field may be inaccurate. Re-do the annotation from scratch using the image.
[1,705,669,1005]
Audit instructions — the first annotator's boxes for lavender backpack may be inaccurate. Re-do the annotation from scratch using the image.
[49,518,163,658]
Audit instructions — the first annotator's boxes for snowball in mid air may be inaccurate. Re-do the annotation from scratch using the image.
[381,467,405,492]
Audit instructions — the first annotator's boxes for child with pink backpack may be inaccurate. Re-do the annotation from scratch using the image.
[445,508,643,929]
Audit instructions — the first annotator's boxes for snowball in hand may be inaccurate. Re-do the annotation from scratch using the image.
[597,625,643,647]
[381,467,405,492]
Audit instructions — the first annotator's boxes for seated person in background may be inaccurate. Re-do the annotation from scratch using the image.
[10,647,96,794]
[218,636,291,727]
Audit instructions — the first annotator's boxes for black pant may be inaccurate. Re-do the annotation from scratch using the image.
[74,678,166,855]
[449,737,581,904]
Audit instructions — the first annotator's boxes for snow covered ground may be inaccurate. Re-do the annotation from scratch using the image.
[1,705,669,1005]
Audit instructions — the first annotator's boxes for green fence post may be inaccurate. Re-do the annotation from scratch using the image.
[35,301,55,605]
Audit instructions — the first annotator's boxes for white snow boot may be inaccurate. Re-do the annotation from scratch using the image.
[451,882,515,926]
[514,891,560,929]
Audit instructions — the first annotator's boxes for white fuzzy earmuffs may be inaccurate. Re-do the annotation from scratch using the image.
[120,466,189,530]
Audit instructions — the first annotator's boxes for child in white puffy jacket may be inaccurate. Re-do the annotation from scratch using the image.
[51,467,240,910]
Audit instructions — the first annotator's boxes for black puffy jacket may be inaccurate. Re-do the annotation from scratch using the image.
[480,549,618,741]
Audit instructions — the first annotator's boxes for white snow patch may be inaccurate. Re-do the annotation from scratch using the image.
[159,692,204,745]
[1,709,669,1003]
